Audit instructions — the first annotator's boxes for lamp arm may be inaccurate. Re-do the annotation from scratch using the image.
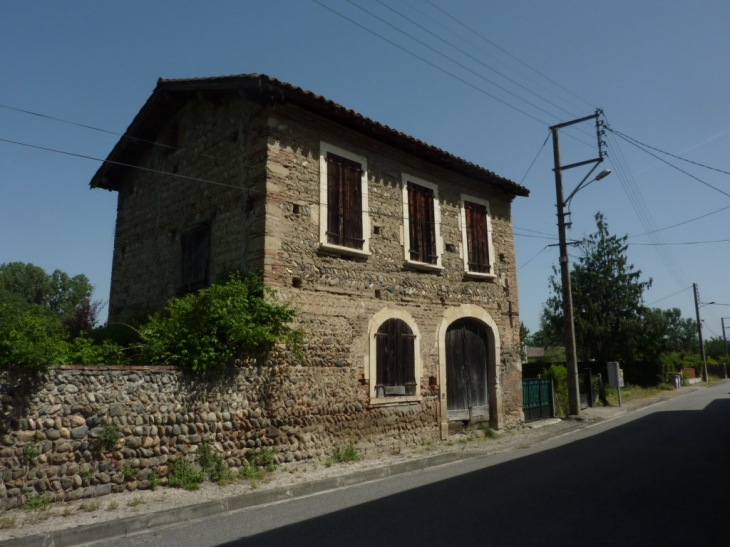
[564,162,601,207]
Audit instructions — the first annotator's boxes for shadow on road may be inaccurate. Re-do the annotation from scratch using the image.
[218,397,729,547]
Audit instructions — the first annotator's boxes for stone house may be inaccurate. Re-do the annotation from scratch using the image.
[91,73,530,442]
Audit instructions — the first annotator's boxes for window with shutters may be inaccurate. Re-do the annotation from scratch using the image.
[179,222,211,293]
[401,174,443,271]
[318,142,370,257]
[460,195,495,278]
[367,309,422,404]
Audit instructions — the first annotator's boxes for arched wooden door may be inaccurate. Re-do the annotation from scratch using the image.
[446,318,489,421]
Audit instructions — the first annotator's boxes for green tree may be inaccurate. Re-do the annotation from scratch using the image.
[704,336,727,361]
[138,271,303,371]
[519,322,530,361]
[0,262,96,329]
[662,308,698,353]
[541,212,652,363]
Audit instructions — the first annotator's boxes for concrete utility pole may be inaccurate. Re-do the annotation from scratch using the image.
[550,111,607,417]
[693,283,708,382]
[722,317,729,357]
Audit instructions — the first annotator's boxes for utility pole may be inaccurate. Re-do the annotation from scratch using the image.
[550,111,606,417]
[722,317,728,356]
[693,283,708,382]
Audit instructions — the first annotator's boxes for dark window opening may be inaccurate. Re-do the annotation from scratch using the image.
[464,201,491,273]
[407,182,437,264]
[180,222,211,294]
[292,277,302,289]
[375,319,416,397]
[292,203,301,215]
[326,152,364,249]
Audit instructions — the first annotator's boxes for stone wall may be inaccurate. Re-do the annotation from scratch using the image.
[0,365,439,509]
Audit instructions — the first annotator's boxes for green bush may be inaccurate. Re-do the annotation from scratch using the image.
[0,304,68,368]
[167,458,204,491]
[331,443,360,464]
[138,271,303,371]
[542,364,568,417]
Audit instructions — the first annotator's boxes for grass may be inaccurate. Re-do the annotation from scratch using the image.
[79,501,101,513]
[167,458,204,491]
[63,507,76,517]
[0,516,16,529]
[604,384,672,406]
[482,426,499,439]
[126,497,145,508]
[21,492,52,512]
[106,501,119,511]
[330,443,360,464]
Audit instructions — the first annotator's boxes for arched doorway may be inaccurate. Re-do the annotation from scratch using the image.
[446,318,489,421]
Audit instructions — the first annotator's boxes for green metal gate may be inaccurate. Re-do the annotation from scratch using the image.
[522,378,553,422]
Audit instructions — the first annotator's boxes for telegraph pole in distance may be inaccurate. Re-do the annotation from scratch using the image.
[693,283,708,382]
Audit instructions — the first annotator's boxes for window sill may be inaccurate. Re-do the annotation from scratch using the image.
[318,242,371,259]
[403,260,443,273]
[463,271,497,281]
[369,395,422,406]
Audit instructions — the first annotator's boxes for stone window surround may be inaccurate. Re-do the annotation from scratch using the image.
[318,141,371,258]
[401,173,444,272]
[436,304,503,440]
[459,193,496,280]
[365,307,422,406]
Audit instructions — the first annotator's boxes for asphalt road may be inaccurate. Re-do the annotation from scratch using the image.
[88,383,730,547]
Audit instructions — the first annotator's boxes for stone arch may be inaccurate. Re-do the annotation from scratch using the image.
[437,304,502,439]
[366,308,422,404]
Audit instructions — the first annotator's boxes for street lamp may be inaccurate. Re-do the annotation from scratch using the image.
[550,111,609,417]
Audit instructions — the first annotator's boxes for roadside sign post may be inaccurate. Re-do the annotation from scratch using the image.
[607,361,622,407]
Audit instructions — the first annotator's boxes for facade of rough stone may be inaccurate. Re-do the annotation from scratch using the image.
[88,76,527,454]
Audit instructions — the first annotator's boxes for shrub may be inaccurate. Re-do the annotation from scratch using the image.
[253,448,276,472]
[331,443,360,464]
[0,304,67,368]
[138,271,304,371]
[98,424,122,451]
[168,458,204,491]
[21,492,52,512]
[542,364,568,417]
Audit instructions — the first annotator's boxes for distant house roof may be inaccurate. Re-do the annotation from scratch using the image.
[525,347,546,359]
[89,73,530,198]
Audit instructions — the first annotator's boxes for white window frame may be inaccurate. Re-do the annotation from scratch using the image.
[318,142,370,258]
[365,308,422,405]
[401,174,443,272]
[460,194,496,280]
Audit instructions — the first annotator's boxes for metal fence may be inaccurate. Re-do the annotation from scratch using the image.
[522,378,553,422]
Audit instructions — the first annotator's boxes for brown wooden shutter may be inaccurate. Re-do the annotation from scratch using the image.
[326,154,342,245]
[375,319,416,397]
[407,182,436,264]
[326,153,363,249]
[465,201,490,273]
[343,158,363,249]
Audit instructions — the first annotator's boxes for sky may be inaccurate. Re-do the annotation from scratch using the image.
[2,0,730,344]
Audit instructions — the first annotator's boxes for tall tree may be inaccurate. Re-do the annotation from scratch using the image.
[662,308,698,353]
[0,262,96,327]
[541,212,652,363]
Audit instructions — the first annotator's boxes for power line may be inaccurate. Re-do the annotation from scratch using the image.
[629,204,730,239]
[0,103,216,159]
[372,0,584,121]
[424,0,596,110]
[342,0,581,126]
[632,238,730,246]
[517,245,548,271]
[609,127,730,177]
[519,132,550,184]
[607,126,730,200]
[646,286,692,306]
